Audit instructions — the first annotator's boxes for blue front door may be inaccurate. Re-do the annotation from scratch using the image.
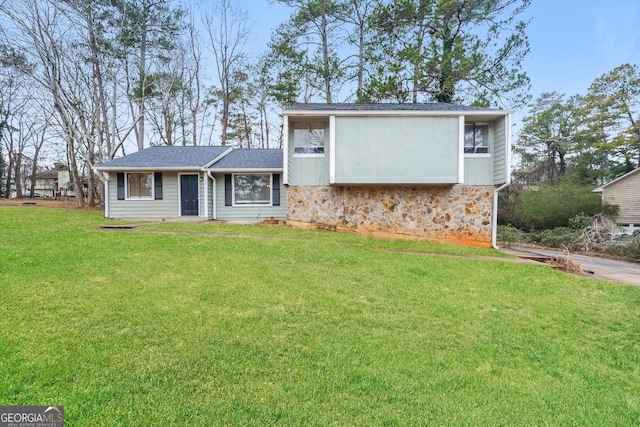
[181,175,199,216]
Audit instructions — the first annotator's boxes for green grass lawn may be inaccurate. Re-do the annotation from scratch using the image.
[1,207,640,426]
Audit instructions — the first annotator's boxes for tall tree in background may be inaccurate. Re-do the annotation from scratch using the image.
[108,0,184,151]
[343,0,376,102]
[514,92,580,185]
[581,63,640,170]
[203,0,251,146]
[365,0,531,106]
[275,0,348,103]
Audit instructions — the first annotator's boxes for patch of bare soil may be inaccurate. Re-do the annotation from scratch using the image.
[0,198,101,211]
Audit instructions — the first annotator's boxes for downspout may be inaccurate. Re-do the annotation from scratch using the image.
[492,182,510,250]
[207,170,217,220]
[203,171,208,219]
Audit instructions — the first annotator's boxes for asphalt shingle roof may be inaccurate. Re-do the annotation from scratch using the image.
[284,102,503,112]
[97,146,230,169]
[209,149,283,170]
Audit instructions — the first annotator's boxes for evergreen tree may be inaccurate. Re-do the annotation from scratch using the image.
[364,0,531,107]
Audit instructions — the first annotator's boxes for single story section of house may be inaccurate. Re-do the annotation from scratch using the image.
[593,167,640,234]
[282,103,513,247]
[94,146,285,221]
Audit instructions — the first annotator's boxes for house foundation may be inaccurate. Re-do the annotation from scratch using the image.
[286,185,494,246]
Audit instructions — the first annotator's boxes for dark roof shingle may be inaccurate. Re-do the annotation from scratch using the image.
[97,146,230,169]
[209,149,282,170]
[284,102,503,112]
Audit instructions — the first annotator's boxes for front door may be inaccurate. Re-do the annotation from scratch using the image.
[180,174,199,216]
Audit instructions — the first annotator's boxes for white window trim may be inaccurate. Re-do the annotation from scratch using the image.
[464,122,491,158]
[232,173,273,207]
[125,172,154,200]
[292,123,326,158]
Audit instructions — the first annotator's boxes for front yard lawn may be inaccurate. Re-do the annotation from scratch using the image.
[1,207,639,425]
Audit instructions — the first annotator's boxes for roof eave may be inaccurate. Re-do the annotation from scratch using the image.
[94,166,206,172]
[282,109,512,117]
[207,168,284,173]
[593,167,640,190]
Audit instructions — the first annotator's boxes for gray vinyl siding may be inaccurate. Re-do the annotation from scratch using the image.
[288,126,331,186]
[464,120,495,185]
[601,171,640,224]
[107,171,182,219]
[107,171,209,219]
[464,157,493,184]
[211,173,287,221]
[334,116,460,184]
[492,116,508,184]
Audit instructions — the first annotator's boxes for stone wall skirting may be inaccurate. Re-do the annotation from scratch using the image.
[286,185,494,246]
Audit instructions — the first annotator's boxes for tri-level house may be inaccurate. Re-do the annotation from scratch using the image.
[95,103,512,247]
[282,103,512,247]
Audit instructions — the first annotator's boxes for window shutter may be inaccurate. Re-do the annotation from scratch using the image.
[272,174,280,206]
[154,172,163,200]
[224,174,232,206]
[117,173,125,200]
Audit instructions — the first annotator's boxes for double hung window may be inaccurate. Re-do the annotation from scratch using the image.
[464,123,489,154]
[294,124,325,155]
[127,172,153,199]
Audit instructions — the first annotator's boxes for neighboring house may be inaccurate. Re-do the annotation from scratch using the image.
[94,146,285,221]
[23,170,72,198]
[28,170,58,197]
[593,168,640,234]
[282,103,512,247]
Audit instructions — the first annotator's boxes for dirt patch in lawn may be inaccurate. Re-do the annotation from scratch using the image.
[0,198,101,211]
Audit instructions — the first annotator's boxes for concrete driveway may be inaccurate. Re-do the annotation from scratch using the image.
[500,245,640,287]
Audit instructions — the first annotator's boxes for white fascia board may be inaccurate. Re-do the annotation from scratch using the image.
[506,113,512,184]
[283,109,513,117]
[203,147,234,168]
[94,166,204,172]
[283,116,290,185]
[594,167,640,190]
[329,115,336,184]
[458,115,465,184]
[206,168,283,173]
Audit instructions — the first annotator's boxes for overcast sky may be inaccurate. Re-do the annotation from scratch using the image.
[246,0,639,127]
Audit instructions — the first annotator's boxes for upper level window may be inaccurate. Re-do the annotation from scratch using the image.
[464,123,489,154]
[294,124,325,155]
[127,172,153,199]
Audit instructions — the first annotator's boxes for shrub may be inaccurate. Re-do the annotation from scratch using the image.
[603,233,640,261]
[514,182,604,231]
[497,224,531,246]
[568,212,592,230]
[530,227,576,248]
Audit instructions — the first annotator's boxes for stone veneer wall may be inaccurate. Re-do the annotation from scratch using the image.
[286,185,494,246]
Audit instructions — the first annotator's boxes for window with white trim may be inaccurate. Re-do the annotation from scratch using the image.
[233,174,271,205]
[464,123,489,154]
[126,172,153,199]
[294,124,325,155]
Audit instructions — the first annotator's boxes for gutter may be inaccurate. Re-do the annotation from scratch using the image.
[492,182,510,250]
